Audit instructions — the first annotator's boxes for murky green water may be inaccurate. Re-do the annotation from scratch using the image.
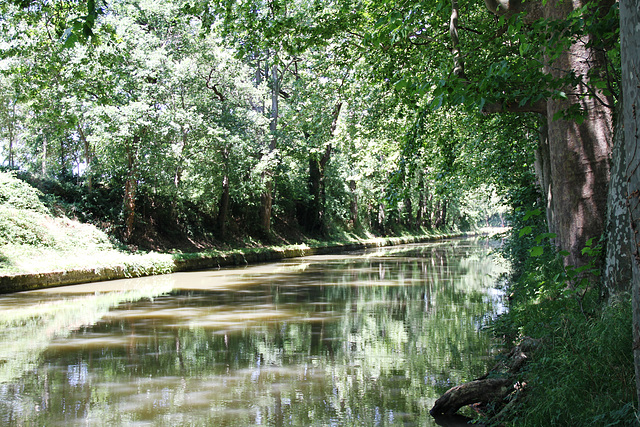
[0,239,505,426]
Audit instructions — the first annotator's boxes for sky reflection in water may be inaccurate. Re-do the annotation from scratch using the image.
[0,238,506,426]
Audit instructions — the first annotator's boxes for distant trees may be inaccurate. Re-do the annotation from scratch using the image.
[0,0,539,243]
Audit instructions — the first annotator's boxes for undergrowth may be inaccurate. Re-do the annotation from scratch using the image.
[491,196,637,426]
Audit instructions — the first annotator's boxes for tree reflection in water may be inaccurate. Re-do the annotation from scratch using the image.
[0,239,506,426]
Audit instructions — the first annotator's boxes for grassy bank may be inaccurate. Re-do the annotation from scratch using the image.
[1,171,481,292]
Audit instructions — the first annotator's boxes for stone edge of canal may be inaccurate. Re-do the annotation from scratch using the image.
[0,232,484,294]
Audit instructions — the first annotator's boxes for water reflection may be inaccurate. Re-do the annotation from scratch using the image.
[0,238,505,426]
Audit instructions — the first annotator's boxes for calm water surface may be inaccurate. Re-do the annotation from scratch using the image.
[0,239,506,426]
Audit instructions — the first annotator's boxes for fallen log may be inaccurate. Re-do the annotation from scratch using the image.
[430,337,539,418]
[429,378,513,416]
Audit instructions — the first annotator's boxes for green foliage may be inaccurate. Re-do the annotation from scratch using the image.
[493,194,636,425]
[0,170,48,214]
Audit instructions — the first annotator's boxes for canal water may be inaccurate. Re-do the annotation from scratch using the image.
[0,238,506,426]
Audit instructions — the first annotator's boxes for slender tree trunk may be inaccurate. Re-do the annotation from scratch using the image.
[77,123,92,191]
[442,200,448,228]
[41,134,47,176]
[260,62,279,235]
[7,100,16,168]
[308,155,322,232]
[404,197,413,227]
[349,179,358,228]
[123,135,140,243]
[306,102,342,235]
[534,122,554,235]
[217,149,230,239]
[620,0,640,406]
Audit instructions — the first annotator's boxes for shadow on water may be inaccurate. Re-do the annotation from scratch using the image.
[0,238,505,426]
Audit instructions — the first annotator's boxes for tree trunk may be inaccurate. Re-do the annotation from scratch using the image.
[308,155,322,232]
[41,134,47,175]
[542,0,613,267]
[306,102,342,235]
[217,148,230,239]
[603,107,633,298]
[123,135,140,242]
[534,122,554,235]
[404,196,412,227]
[77,123,92,191]
[620,0,640,407]
[482,0,614,266]
[441,200,448,228]
[259,62,279,235]
[349,179,358,228]
[6,100,16,168]
[217,174,230,239]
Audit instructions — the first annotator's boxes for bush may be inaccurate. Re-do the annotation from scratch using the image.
[0,171,49,214]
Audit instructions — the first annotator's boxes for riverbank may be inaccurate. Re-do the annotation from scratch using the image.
[1,229,503,294]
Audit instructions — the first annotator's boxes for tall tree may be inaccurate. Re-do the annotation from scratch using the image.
[620,0,640,406]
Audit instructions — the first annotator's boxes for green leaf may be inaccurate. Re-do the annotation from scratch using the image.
[530,246,544,257]
[523,208,541,220]
[519,226,533,237]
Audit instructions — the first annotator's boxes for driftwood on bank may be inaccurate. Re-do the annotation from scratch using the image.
[430,337,539,418]
[430,378,513,416]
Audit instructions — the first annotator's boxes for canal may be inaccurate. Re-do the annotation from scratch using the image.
[0,238,506,426]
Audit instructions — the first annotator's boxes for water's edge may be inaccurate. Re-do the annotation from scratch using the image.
[0,232,480,293]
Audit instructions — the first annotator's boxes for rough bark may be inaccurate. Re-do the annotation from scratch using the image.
[541,0,613,267]
[603,107,633,298]
[481,1,614,267]
[620,0,640,406]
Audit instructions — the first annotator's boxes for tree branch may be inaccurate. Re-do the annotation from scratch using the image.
[205,68,226,101]
[482,99,547,115]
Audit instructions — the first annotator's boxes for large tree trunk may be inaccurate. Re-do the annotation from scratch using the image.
[619,0,640,407]
[541,0,614,267]
[482,0,614,267]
